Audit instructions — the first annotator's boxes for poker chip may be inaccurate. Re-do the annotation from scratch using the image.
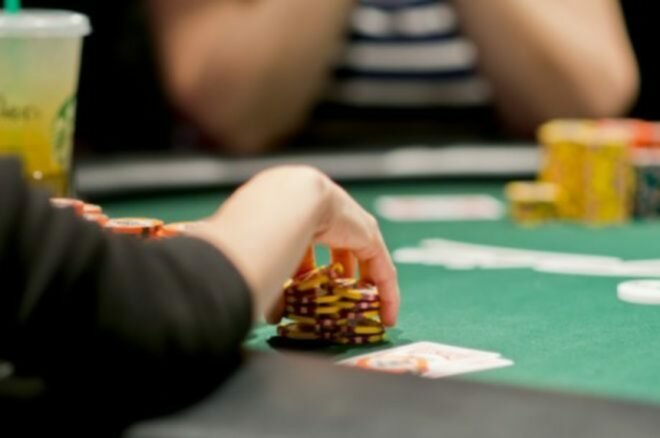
[339,309,380,320]
[617,280,660,305]
[277,323,333,341]
[339,319,385,335]
[335,283,380,302]
[334,300,380,310]
[285,304,341,316]
[286,314,345,328]
[50,198,84,215]
[285,293,341,305]
[83,203,102,214]
[83,212,109,226]
[105,217,164,238]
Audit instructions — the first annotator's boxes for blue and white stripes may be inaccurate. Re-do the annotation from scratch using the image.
[326,0,491,107]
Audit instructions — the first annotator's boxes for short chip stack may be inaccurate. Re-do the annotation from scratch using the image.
[504,181,558,225]
[277,264,387,345]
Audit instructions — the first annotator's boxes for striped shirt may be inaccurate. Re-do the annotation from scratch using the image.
[326,0,491,108]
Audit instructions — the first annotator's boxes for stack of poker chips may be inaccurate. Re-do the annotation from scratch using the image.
[504,181,558,225]
[277,264,387,345]
[49,197,207,239]
[630,124,660,219]
[50,198,109,226]
[506,118,660,226]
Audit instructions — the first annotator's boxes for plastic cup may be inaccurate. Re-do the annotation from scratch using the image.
[0,9,91,195]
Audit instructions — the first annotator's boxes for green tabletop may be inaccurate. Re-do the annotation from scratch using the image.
[103,180,660,406]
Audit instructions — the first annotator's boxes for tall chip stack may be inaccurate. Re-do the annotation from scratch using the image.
[631,123,660,219]
[538,120,593,220]
[506,118,658,226]
[581,121,635,225]
[276,264,387,346]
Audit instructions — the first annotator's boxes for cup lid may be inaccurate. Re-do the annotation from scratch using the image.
[0,9,91,37]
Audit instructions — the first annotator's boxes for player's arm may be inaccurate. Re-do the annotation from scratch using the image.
[0,159,253,421]
[453,0,639,135]
[148,0,354,153]
[0,159,398,419]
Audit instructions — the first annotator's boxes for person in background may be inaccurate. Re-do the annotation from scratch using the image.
[0,159,399,430]
[148,0,639,153]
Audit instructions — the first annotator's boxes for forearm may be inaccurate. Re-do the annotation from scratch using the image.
[151,0,354,152]
[454,0,638,134]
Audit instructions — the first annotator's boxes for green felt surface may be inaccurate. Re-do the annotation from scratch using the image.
[103,181,660,406]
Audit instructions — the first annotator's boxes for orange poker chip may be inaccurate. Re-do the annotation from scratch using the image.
[83,203,102,214]
[50,198,84,215]
[105,217,164,238]
[83,212,109,226]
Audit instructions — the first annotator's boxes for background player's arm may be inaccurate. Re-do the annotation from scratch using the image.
[454,0,639,135]
[148,0,353,153]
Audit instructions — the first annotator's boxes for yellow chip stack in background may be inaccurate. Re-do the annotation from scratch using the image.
[538,119,593,220]
[582,123,634,225]
[505,181,558,225]
[527,118,639,226]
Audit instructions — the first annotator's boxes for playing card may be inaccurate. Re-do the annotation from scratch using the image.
[338,341,513,379]
[375,195,503,222]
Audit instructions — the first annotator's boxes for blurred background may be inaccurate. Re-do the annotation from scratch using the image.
[18,1,660,195]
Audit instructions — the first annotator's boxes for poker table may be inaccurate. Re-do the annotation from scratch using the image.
[79,146,660,437]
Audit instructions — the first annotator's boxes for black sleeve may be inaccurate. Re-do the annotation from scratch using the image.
[0,159,253,422]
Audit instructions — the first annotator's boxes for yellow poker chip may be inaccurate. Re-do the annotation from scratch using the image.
[286,314,348,329]
[286,314,316,325]
[285,294,341,305]
[335,284,380,302]
[296,274,330,291]
[341,310,380,320]
[340,319,385,335]
[334,301,381,310]
[277,323,332,341]
[285,304,340,316]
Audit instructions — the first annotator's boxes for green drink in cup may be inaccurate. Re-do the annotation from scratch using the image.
[0,5,90,195]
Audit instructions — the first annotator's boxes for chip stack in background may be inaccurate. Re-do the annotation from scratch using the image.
[277,264,387,346]
[504,181,558,225]
[631,123,660,219]
[507,119,660,226]
[581,121,635,225]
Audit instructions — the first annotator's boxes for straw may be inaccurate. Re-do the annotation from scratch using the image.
[5,0,21,14]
